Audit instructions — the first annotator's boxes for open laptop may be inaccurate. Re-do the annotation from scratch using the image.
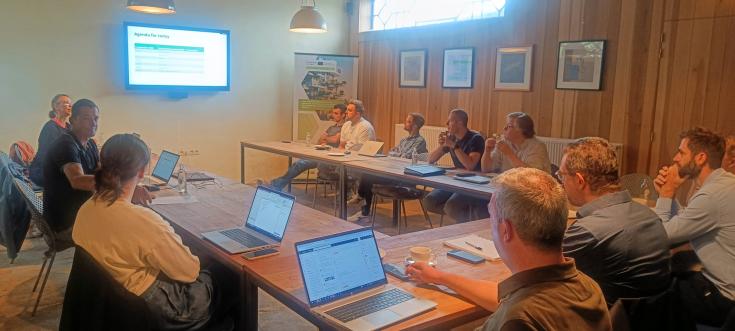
[202,185,295,254]
[295,228,436,330]
[146,150,180,186]
[357,141,386,157]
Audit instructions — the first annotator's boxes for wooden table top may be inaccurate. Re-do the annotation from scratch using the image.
[345,156,497,200]
[151,177,508,330]
[241,140,373,165]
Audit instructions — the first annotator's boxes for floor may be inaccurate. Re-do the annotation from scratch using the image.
[0,182,461,330]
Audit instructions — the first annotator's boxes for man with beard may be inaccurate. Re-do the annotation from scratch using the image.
[654,127,735,328]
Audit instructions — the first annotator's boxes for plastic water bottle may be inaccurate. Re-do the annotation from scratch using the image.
[411,147,419,165]
[177,164,187,194]
[305,132,311,146]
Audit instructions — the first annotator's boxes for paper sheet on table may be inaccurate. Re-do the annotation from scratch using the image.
[444,235,500,261]
[151,195,199,205]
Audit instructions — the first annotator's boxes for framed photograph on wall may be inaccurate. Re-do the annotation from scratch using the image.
[442,47,474,88]
[556,40,606,90]
[399,49,427,87]
[494,46,533,91]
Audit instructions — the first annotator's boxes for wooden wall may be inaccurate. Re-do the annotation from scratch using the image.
[357,0,735,175]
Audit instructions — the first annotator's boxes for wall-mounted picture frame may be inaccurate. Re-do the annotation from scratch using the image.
[494,46,533,91]
[399,49,427,88]
[442,47,474,88]
[556,40,606,90]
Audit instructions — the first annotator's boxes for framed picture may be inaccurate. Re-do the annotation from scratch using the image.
[494,46,533,91]
[556,40,606,90]
[442,47,474,88]
[399,49,427,87]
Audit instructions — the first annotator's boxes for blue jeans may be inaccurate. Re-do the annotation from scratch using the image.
[271,160,317,190]
[422,189,489,223]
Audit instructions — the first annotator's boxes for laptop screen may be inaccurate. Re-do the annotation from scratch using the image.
[152,150,180,182]
[295,228,387,307]
[245,186,295,242]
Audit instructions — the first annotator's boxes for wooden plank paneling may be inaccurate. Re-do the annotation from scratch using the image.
[357,0,735,175]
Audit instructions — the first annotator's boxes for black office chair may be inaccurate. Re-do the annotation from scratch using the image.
[609,279,696,331]
[369,184,433,234]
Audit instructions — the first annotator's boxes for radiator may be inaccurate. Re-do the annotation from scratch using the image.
[536,136,624,174]
[394,125,624,172]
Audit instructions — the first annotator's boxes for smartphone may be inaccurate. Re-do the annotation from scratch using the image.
[242,248,279,260]
[383,263,409,281]
[447,250,485,264]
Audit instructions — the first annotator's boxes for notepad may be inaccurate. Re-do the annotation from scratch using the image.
[443,235,500,261]
[404,164,446,177]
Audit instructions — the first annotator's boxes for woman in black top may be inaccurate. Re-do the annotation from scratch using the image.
[29,94,72,186]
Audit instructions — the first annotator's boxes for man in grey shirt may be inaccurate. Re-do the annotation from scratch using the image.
[481,112,551,174]
[653,127,735,327]
[559,137,670,305]
[348,113,428,221]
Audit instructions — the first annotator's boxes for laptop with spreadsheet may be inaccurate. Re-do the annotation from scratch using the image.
[146,150,180,186]
[202,185,295,254]
[295,228,436,330]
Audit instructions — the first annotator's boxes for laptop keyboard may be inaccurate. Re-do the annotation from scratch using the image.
[325,288,414,323]
[221,229,268,248]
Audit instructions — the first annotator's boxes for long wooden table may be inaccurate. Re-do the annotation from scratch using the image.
[151,175,509,330]
[241,141,375,219]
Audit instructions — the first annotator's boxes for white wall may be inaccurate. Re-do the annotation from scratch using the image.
[0,0,351,181]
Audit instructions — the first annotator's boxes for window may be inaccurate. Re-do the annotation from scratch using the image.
[370,0,506,31]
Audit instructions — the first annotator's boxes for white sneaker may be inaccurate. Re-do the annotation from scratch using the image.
[347,210,368,222]
[347,195,364,205]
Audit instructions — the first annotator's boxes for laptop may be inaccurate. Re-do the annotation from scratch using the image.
[295,228,436,330]
[146,150,180,186]
[357,141,386,157]
[202,185,295,254]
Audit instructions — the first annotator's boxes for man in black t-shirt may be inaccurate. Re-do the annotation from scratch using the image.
[43,99,101,243]
[423,109,488,223]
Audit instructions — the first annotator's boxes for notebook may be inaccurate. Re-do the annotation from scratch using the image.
[404,164,446,177]
[443,235,501,261]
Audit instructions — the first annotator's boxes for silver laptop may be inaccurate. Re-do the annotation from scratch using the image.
[202,185,295,254]
[145,150,180,186]
[357,141,386,157]
[295,228,436,330]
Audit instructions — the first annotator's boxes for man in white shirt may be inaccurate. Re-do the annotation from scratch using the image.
[339,99,376,151]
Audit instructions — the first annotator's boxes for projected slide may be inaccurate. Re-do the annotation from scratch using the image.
[125,23,229,89]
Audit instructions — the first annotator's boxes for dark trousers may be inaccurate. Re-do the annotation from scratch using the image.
[357,174,393,215]
[676,271,735,327]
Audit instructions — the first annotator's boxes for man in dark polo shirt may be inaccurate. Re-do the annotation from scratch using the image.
[559,137,671,305]
[423,108,487,223]
[43,99,100,244]
[407,168,611,330]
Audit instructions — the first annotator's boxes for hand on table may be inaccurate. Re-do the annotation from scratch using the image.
[132,186,154,206]
[406,262,444,284]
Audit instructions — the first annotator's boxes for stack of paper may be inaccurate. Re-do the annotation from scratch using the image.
[443,234,501,261]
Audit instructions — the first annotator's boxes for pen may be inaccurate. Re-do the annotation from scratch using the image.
[465,241,482,251]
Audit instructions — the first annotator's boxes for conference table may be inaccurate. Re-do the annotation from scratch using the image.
[240,140,497,219]
[150,173,510,330]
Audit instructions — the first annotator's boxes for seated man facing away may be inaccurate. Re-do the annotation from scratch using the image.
[481,112,551,174]
[348,112,428,221]
[268,104,346,191]
[73,134,235,330]
[43,99,151,245]
[408,168,611,330]
[422,108,487,223]
[653,127,735,328]
[559,137,671,305]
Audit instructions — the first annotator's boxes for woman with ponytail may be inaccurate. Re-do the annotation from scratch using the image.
[72,134,226,330]
[29,94,72,186]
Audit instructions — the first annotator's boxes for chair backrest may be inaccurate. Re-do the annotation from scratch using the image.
[610,280,696,331]
[12,177,42,218]
[60,247,153,331]
[619,173,658,200]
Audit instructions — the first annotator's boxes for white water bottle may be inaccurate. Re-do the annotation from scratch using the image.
[177,164,187,194]
[305,132,311,146]
[411,147,419,165]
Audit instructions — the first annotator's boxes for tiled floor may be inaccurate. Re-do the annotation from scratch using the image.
[0,183,456,330]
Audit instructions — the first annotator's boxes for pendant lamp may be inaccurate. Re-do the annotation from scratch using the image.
[290,0,327,33]
[127,0,176,14]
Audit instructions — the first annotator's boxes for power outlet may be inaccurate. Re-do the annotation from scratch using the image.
[179,149,200,157]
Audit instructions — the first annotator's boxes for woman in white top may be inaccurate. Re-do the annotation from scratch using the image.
[73,133,225,330]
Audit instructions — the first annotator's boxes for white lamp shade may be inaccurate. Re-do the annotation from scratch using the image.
[127,0,176,14]
[290,5,327,33]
